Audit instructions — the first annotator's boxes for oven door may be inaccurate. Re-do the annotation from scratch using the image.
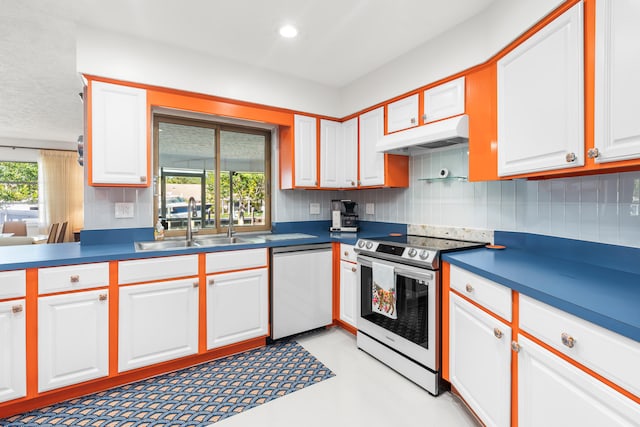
[357,255,439,370]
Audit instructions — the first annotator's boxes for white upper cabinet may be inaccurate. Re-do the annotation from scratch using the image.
[320,118,358,188]
[423,77,465,124]
[90,81,148,186]
[594,0,640,163]
[497,3,584,177]
[294,114,318,187]
[359,107,385,187]
[387,94,419,133]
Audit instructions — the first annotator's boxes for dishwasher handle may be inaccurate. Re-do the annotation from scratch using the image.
[271,244,332,254]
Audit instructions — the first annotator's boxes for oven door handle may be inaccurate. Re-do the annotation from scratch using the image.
[357,255,434,282]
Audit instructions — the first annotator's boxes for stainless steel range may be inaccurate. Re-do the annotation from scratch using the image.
[354,235,485,395]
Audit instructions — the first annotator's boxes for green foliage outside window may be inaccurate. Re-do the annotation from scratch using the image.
[0,162,38,203]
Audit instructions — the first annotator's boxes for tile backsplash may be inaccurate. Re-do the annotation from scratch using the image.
[276,145,640,248]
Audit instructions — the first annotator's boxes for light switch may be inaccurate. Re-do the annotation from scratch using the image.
[366,203,375,215]
[115,202,134,218]
[309,203,321,215]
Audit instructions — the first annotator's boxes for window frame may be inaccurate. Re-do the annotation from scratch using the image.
[153,114,271,237]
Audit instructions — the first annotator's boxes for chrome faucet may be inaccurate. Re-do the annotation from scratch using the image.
[186,196,197,245]
[227,171,236,238]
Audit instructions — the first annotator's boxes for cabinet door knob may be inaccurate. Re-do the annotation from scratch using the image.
[410,117,416,125]
[12,304,23,314]
[351,181,355,186]
[208,278,215,285]
[140,176,147,183]
[70,275,80,283]
[565,152,577,163]
[193,281,199,288]
[344,251,349,256]
[493,328,503,339]
[511,341,521,353]
[352,267,357,273]
[465,284,474,293]
[561,332,576,348]
[98,293,108,301]
[587,148,600,159]
[422,114,428,122]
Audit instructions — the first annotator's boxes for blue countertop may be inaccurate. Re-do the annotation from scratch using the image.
[0,221,406,270]
[443,232,640,342]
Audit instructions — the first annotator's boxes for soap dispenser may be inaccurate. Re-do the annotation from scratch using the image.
[154,219,165,241]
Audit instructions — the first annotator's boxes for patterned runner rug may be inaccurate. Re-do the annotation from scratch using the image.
[2,340,334,426]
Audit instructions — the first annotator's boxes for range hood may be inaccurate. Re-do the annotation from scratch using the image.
[376,114,468,154]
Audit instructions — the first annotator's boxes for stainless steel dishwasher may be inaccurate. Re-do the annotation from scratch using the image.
[270,244,333,340]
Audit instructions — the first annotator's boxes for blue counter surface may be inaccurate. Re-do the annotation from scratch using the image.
[443,232,640,342]
[0,221,405,270]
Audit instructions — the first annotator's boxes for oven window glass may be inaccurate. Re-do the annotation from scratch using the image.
[360,265,429,349]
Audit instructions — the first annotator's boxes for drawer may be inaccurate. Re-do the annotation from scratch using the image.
[0,270,26,299]
[39,263,109,295]
[519,294,640,397]
[340,244,357,263]
[206,248,267,274]
[119,255,198,284]
[449,265,512,322]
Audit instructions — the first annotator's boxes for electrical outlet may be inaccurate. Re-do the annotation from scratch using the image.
[366,203,375,215]
[115,202,134,218]
[309,203,321,215]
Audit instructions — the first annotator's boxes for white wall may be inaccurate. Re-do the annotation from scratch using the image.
[76,27,342,118]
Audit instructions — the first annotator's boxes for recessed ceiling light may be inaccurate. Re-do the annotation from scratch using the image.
[279,25,298,38]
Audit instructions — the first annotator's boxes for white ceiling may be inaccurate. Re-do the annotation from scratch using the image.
[0,0,496,150]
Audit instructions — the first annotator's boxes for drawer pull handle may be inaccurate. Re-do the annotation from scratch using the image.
[12,305,23,314]
[493,328,503,339]
[511,341,521,353]
[465,284,474,293]
[208,279,215,285]
[70,275,80,283]
[98,294,108,301]
[561,333,576,348]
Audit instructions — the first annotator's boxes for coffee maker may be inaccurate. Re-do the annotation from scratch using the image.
[330,199,359,232]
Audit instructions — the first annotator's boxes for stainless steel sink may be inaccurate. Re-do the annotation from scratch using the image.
[135,235,265,251]
[193,235,265,246]
[134,239,198,251]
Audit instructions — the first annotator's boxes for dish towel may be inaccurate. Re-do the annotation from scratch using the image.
[372,262,397,319]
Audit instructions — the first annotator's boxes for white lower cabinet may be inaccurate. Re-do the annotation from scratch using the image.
[38,290,109,392]
[206,268,268,349]
[339,260,358,328]
[450,293,511,427]
[517,335,640,427]
[119,279,198,372]
[0,300,26,402]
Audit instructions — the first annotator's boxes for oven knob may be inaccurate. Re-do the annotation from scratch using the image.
[419,250,429,260]
[365,241,374,249]
[407,248,417,257]
[357,240,365,248]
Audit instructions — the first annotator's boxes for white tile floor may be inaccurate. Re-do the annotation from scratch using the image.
[214,327,479,427]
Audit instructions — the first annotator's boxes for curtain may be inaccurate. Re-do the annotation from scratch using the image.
[40,150,84,242]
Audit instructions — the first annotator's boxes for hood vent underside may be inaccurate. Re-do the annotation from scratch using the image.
[376,114,469,155]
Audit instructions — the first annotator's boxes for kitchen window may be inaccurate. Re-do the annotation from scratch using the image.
[153,115,271,236]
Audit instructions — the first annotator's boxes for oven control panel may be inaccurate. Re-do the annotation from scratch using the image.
[355,239,437,267]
